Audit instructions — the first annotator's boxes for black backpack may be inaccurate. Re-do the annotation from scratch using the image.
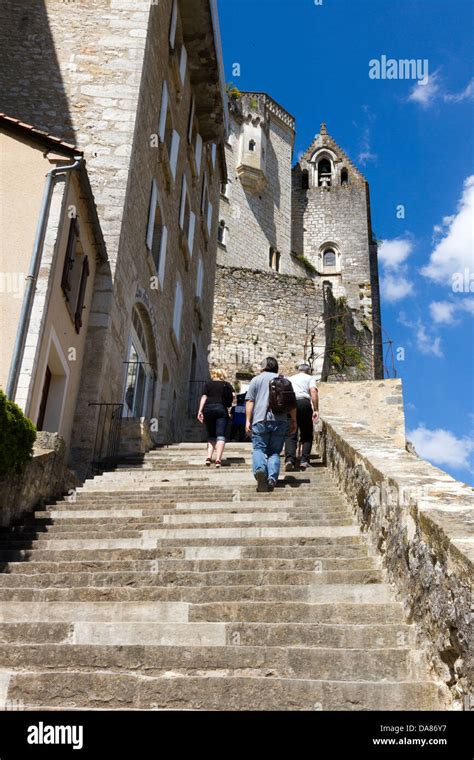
[268,375,296,414]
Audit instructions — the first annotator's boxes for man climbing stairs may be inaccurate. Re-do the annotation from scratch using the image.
[0,444,451,710]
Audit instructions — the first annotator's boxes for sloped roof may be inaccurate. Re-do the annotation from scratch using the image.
[298,122,367,182]
[0,113,80,155]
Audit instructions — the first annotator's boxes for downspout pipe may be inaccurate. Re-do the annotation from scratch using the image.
[5,157,84,402]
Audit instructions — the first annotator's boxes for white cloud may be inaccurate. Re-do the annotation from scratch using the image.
[378,238,414,302]
[408,71,440,108]
[444,78,474,103]
[429,301,458,325]
[421,176,474,283]
[415,322,443,357]
[382,274,414,302]
[408,425,474,471]
[398,312,443,357]
[408,72,474,108]
[378,238,413,269]
[429,298,474,324]
[357,127,377,166]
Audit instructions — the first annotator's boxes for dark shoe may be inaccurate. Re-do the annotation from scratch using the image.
[255,470,269,493]
[300,460,308,471]
[267,477,276,492]
[285,461,295,472]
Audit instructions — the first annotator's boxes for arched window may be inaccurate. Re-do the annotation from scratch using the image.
[318,158,332,187]
[323,248,336,267]
[124,307,155,419]
[269,247,281,272]
[249,139,256,152]
[301,170,309,190]
[341,168,349,186]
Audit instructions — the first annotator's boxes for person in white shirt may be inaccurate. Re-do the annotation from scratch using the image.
[284,363,319,471]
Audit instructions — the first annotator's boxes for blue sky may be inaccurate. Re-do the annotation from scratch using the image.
[217,0,474,484]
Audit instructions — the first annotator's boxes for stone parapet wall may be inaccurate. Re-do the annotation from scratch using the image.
[318,379,406,448]
[0,432,79,528]
[317,416,473,706]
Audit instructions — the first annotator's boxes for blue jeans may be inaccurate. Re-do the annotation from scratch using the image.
[251,419,289,481]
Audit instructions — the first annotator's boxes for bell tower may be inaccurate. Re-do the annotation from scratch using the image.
[292,123,384,378]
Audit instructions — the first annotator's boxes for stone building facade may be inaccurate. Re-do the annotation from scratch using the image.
[0,0,227,476]
[212,95,383,384]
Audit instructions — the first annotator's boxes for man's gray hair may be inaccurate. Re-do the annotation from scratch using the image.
[298,363,311,373]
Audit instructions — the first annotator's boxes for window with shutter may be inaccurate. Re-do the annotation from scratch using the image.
[61,218,79,298]
[74,256,90,334]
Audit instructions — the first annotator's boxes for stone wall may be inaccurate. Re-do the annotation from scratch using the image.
[0,432,79,528]
[210,265,325,382]
[317,416,473,706]
[318,378,406,448]
[211,265,383,383]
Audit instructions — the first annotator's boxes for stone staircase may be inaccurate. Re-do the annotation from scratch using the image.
[0,443,451,710]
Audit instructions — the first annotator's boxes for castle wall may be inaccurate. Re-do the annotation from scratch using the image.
[210,265,325,382]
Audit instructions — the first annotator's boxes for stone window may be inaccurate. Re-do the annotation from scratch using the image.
[187,96,195,144]
[169,0,178,50]
[146,179,167,286]
[218,220,228,248]
[249,139,256,152]
[323,248,337,267]
[269,247,280,272]
[179,175,196,255]
[124,307,154,419]
[341,168,349,185]
[158,80,180,179]
[220,180,230,199]
[318,158,332,187]
[173,277,183,340]
[60,218,90,334]
[302,170,309,190]
[196,255,204,298]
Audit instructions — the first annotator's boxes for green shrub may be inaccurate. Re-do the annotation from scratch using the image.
[0,390,36,477]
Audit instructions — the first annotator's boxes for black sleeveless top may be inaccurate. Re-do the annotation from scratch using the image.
[203,380,234,408]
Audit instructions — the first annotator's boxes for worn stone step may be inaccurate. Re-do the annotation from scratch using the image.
[4,672,448,710]
[0,644,423,682]
[4,557,377,574]
[9,517,356,536]
[0,535,366,554]
[0,621,416,648]
[0,601,189,623]
[0,567,383,588]
[0,543,370,563]
[34,503,350,518]
[0,584,395,606]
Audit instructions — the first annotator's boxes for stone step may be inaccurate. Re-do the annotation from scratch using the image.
[0,568,383,588]
[0,644,423,682]
[4,671,448,710]
[0,543,371,563]
[0,621,416,648]
[0,585,396,607]
[4,557,377,574]
[7,516,356,535]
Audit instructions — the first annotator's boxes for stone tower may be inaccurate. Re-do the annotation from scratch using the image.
[292,123,383,378]
[211,103,383,384]
[217,91,302,276]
